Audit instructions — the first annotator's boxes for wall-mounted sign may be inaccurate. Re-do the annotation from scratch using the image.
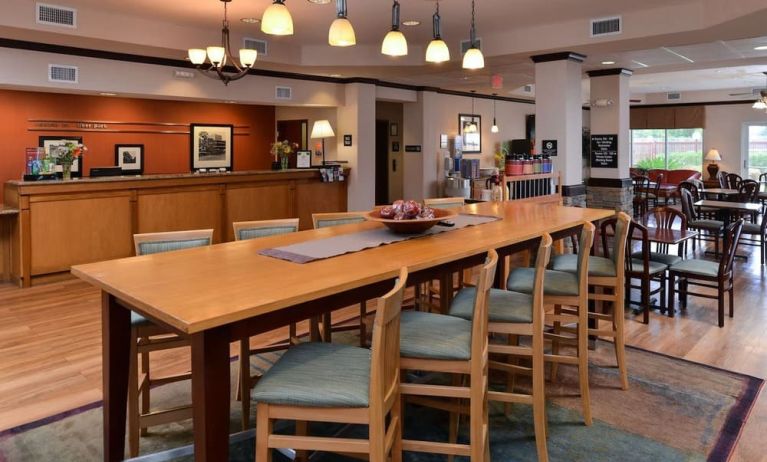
[405,145,422,153]
[542,139,557,157]
[343,134,352,146]
[590,134,618,168]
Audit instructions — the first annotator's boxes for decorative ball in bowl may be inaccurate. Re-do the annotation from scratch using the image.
[364,200,458,234]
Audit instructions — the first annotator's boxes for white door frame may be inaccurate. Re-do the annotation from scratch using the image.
[742,122,767,178]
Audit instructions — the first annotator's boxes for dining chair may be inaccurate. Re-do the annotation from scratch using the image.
[550,213,632,390]
[399,249,498,461]
[632,175,651,219]
[737,209,767,265]
[252,268,407,462]
[641,207,688,258]
[717,171,729,189]
[311,211,371,345]
[725,173,743,190]
[668,220,744,327]
[232,218,300,430]
[449,235,553,461]
[128,229,214,457]
[508,222,595,425]
[648,172,664,208]
[758,172,767,207]
[736,180,760,222]
[678,181,716,219]
[679,188,723,255]
[624,222,669,324]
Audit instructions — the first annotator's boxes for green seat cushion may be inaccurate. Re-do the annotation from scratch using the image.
[400,311,472,361]
[742,222,764,235]
[251,342,370,408]
[136,238,211,256]
[669,259,719,278]
[628,259,668,274]
[690,220,723,232]
[507,268,579,296]
[550,254,617,277]
[237,226,297,241]
[131,311,152,327]
[315,217,366,228]
[449,287,533,324]
[631,251,682,267]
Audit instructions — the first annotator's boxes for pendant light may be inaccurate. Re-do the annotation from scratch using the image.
[261,0,294,36]
[491,94,499,133]
[462,0,484,70]
[329,0,356,47]
[425,1,449,63]
[381,0,407,56]
[753,72,767,111]
[465,91,479,133]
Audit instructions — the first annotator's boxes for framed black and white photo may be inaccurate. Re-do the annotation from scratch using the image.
[39,136,83,178]
[392,141,400,152]
[440,134,448,149]
[390,123,398,137]
[343,134,352,147]
[296,150,312,168]
[190,124,233,172]
[458,114,481,154]
[115,144,144,174]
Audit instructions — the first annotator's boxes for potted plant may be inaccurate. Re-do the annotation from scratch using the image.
[51,142,87,180]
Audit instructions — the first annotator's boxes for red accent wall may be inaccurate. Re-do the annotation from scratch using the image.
[0,90,275,202]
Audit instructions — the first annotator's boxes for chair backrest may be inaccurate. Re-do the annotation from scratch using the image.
[678,181,700,202]
[653,173,664,195]
[633,175,650,201]
[133,229,213,256]
[688,177,705,190]
[233,218,299,241]
[624,222,650,275]
[720,219,744,278]
[312,212,367,229]
[738,180,759,203]
[679,188,699,222]
[759,172,767,183]
[369,267,407,424]
[469,249,499,378]
[423,197,466,209]
[598,213,631,280]
[726,173,742,190]
[647,206,687,230]
[717,171,728,188]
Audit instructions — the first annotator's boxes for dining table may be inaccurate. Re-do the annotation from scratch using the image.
[71,200,613,462]
[694,199,762,259]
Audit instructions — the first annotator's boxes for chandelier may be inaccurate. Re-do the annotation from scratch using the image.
[188,0,258,85]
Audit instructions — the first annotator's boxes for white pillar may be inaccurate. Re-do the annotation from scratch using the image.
[337,83,376,211]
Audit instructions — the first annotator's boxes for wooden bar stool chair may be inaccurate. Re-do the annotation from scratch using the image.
[128,229,214,457]
[312,212,371,345]
[399,249,498,461]
[232,218,300,429]
[252,268,407,462]
[508,222,595,425]
[449,234,553,461]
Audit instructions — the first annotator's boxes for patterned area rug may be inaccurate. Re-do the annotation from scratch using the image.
[0,341,761,462]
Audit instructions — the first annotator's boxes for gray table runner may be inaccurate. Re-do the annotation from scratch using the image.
[260,213,501,263]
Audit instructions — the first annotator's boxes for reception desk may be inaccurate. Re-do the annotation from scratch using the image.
[3,169,349,287]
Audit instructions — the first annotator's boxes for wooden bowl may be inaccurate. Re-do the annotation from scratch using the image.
[364,208,458,234]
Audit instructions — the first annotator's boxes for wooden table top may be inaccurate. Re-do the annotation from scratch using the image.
[700,188,739,195]
[635,227,698,245]
[71,202,613,334]
[694,200,762,212]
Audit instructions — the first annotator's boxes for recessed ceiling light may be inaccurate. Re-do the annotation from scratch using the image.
[755,45,767,51]
[99,92,117,96]
[402,20,421,27]
[601,60,615,65]
[307,0,331,3]
[240,17,260,24]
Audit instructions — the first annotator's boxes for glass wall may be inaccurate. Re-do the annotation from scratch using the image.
[631,128,703,171]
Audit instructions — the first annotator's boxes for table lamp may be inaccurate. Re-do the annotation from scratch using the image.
[705,149,722,180]
[310,120,335,166]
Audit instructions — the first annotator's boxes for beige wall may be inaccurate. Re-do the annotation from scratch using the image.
[704,103,767,178]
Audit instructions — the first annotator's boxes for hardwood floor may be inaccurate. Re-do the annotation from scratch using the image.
[0,241,765,460]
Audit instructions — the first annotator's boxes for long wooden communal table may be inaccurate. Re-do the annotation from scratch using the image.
[71,201,613,462]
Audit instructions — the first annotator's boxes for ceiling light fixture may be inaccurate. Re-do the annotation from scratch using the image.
[601,60,615,65]
[465,91,479,133]
[240,17,260,23]
[753,72,767,111]
[307,0,331,3]
[261,0,294,35]
[491,94,499,133]
[188,0,258,86]
[329,0,356,47]
[754,45,767,51]
[402,20,420,26]
[462,0,484,70]
[382,0,408,56]
[425,1,449,63]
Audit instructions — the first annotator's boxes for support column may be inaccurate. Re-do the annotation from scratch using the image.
[337,83,377,211]
[532,52,587,206]
[586,68,633,213]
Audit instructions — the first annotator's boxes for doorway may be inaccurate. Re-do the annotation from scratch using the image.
[276,119,308,149]
[745,123,767,180]
[375,119,389,205]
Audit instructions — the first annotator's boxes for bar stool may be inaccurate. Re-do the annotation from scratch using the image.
[252,268,407,462]
[399,249,498,461]
[507,222,595,425]
[449,234,553,462]
[128,229,214,457]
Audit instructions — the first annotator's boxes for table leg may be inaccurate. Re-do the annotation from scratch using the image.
[102,292,131,462]
[439,272,453,314]
[191,327,231,462]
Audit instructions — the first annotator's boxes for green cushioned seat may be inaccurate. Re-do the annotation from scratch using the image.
[237,226,297,241]
[137,238,211,256]
[742,223,764,235]
[315,217,366,228]
[550,254,617,277]
[690,220,723,231]
[449,287,533,324]
[631,251,682,267]
[400,311,472,361]
[669,259,719,278]
[251,342,370,408]
[507,268,579,296]
[629,259,668,274]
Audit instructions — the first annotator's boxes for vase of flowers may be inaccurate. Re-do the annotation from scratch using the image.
[270,140,297,171]
[50,142,87,180]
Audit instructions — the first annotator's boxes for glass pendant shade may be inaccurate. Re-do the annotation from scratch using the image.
[329,17,356,46]
[462,47,484,70]
[188,48,207,65]
[382,30,407,56]
[425,39,449,63]
[261,0,294,35]
[491,121,499,133]
[753,100,767,110]
[206,46,226,65]
[239,49,258,67]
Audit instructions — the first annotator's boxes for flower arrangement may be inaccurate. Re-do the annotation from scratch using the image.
[270,140,298,161]
[49,142,87,180]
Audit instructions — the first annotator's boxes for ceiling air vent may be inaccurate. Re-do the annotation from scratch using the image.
[36,3,77,28]
[460,38,482,55]
[523,85,533,93]
[667,92,682,101]
[243,37,268,56]
[275,86,292,100]
[48,64,78,83]
[590,16,621,37]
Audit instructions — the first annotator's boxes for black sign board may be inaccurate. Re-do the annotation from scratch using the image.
[405,145,422,153]
[590,134,618,168]
[541,139,557,156]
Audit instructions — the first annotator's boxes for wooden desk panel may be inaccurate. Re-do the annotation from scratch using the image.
[225,184,293,240]
[137,187,224,243]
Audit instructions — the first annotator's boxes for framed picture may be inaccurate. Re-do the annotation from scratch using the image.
[296,150,312,168]
[440,134,448,149]
[392,141,400,152]
[39,136,84,178]
[390,123,398,137]
[458,114,481,154]
[190,124,233,172]
[343,134,352,147]
[115,144,144,174]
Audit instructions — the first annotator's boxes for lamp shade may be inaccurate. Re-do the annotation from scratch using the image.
[188,48,207,65]
[206,46,226,65]
[704,149,722,161]
[425,39,450,63]
[239,49,258,67]
[381,30,408,56]
[329,17,356,46]
[311,120,335,139]
[261,0,294,36]
[462,47,484,70]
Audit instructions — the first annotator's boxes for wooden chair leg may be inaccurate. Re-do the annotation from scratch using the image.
[505,334,518,416]
[359,301,368,347]
[667,273,676,317]
[531,327,548,462]
[717,281,725,327]
[469,371,488,460]
[613,284,629,391]
[127,330,140,457]
[139,342,150,437]
[239,338,251,430]
[256,403,273,462]
[390,393,403,462]
[577,305,592,426]
[641,276,650,325]
[295,421,308,462]
[322,312,332,342]
[729,280,734,318]
[550,305,562,383]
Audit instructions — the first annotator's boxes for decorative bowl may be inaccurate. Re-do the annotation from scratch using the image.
[364,208,458,234]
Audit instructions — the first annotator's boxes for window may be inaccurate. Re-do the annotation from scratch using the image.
[631,128,703,171]
[746,124,767,180]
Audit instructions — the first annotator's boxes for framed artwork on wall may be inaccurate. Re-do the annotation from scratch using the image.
[115,144,144,174]
[38,136,84,178]
[458,114,481,154]
[190,124,233,172]
[296,150,312,168]
[392,141,400,152]
[390,123,398,137]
